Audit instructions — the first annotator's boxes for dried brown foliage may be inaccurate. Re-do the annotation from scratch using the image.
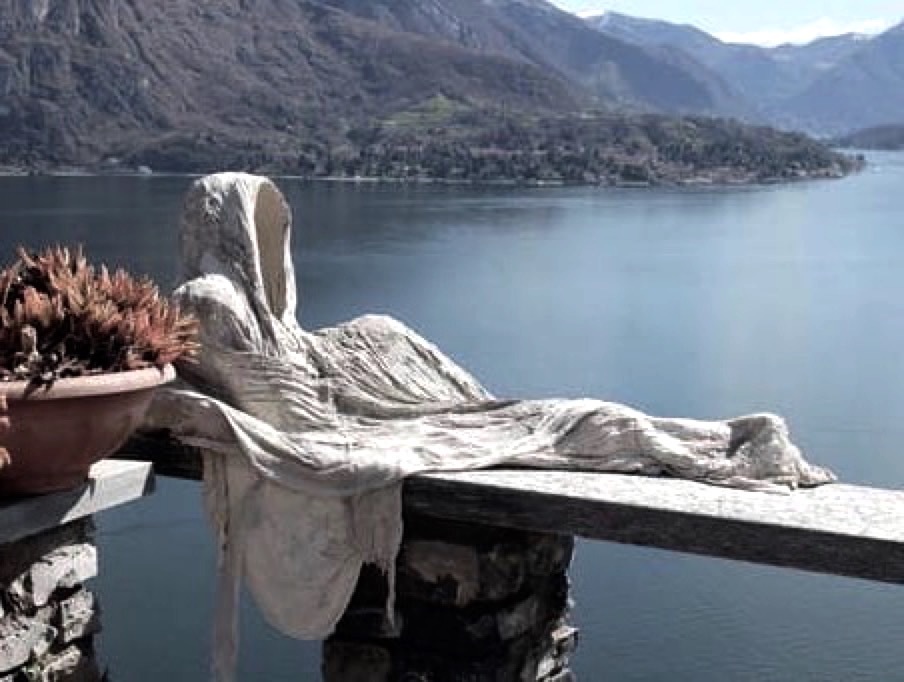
[0,246,198,383]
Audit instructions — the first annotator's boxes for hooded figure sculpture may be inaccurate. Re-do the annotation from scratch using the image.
[150,173,836,681]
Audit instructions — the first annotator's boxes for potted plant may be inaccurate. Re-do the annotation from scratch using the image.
[0,246,198,495]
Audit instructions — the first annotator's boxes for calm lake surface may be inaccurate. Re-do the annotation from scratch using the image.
[2,155,903,680]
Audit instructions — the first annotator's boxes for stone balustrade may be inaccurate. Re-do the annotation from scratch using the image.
[326,514,577,682]
[0,461,154,682]
[0,521,100,682]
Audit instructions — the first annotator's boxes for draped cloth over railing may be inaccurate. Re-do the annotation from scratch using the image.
[145,173,836,681]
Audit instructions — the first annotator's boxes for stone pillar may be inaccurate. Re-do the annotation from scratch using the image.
[0,520,102,682]
[324,514,578,682]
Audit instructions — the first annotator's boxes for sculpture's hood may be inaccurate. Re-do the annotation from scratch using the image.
[179,172,298,328]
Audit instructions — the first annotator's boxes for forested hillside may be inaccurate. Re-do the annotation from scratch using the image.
[0,0,860,182]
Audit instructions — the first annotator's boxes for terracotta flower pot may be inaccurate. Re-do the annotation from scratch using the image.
[0,365,175,496]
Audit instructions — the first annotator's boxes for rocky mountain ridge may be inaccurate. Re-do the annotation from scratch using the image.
[317,0,750,118]
[0,0,861,179]
[0,0,580,168]
[585,11,904,134]
[832,123,904,150]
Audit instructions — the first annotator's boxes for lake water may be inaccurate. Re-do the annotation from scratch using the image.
[2,155,903,680]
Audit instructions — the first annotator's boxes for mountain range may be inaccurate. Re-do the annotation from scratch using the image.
[585,11,904,134]
[833,123,904,150]
[0,0,584,168]
[0,0,881,173]
[316,0,750,118]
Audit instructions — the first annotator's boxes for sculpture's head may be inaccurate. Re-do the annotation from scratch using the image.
[180,173,298,328]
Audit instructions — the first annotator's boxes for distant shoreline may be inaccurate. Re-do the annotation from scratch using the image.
[0,161,865,189]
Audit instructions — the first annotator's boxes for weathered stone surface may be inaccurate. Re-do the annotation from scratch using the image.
[399,534,574,607]
[57,590,100,644]
[332,514,576,681]
[495,594,544,642]
[407,470,904,587]
[0,462,153,548]
[401,541,481,606]
[396,566,569,655]
[28,544,98,609]
[29,644,102,682]
[5,545,97,614]
[398,515,574,608]
[550,624,578,658]
[0,520,102,681]
[536,624,578,681]
[0,522,92,589]
[0,616,57,673]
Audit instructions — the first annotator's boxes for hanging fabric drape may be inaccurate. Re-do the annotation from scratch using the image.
[147,173,835,681]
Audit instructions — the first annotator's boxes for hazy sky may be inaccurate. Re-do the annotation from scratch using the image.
[550,0,903,45]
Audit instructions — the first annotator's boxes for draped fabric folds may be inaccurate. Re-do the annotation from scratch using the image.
[147,173,835,681]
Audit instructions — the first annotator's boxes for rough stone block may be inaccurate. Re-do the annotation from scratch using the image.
[0,522,93,590]
[0,519,103,680]
[550,623,578,658]
[398,570,569,655]
[57,589,100,644]
[398,529,573,606]
[331,580,577,681]
[28,644,102,682]
[28,544,98,608]
[334,517,578,681]
[495,594,543,642]
[0,616,57,673]
[401,540,480,606]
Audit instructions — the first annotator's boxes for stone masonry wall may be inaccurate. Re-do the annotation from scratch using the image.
[0,520,101,682]
[325,513,578,682]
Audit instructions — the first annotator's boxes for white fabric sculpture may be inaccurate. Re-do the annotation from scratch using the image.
[150,172,835,681]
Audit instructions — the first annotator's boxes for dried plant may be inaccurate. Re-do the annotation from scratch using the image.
[0,246,199,384]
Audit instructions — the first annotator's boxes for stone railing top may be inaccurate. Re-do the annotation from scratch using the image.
[405,470,904,585]
[0,460,154,545]
[117,443,904,587]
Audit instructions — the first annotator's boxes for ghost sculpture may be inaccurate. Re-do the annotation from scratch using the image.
[149,173,835,681]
